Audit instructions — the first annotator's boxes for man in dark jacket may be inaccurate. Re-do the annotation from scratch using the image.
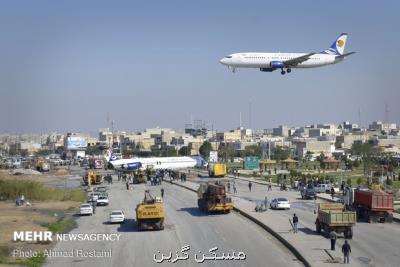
[248,181,252,192]
[342,240,351,264]
[329,230,337,250]
[292,214,299,233]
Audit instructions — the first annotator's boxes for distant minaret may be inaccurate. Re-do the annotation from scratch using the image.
[249,102,252,129]
[384,103,389,123]
[358,107,361,127]
[239,112,242,128]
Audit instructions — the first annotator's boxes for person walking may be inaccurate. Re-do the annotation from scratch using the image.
[92,201,96,214]
[331,187,335,200]
[227,182,231,193]
[329,230,337,250]
[233,184,237,194]
[292,214,299,233]
[248,181,252,192]
[126,180,129,190]
[20,194,25,205]
[268,182,272,191]
[342,240,351,264]
[161,188,164,198]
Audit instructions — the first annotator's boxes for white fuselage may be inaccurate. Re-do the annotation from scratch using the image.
[220,52,341,69]
[110,156,198,171]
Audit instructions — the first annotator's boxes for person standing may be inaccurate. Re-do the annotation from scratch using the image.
[227,182,231,193]
[20,194,25,205]
[329,230,337,250]
[248,181,252,192]
[292,214,299,233]
[342,240,351,264]
[331,187,335,200]
[161,188,164,198]
[233,184,237,194]
[126,180,129,190]
[92,201,96,214]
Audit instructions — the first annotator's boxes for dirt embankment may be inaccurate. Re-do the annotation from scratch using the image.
[0,170,84,265]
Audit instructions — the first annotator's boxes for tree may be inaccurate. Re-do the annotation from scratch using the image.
[178,146,189,156]
[218,144,235,162]
[85,146,100,156]
[272,147,290,160]
[199,141,212,160]
[243,145,262,158]
[36,149,52,156]
[304,151,313,161]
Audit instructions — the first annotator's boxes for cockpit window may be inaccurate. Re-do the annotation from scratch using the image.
[225,56,232,58]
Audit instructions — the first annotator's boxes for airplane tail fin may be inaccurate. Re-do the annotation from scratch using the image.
[321,33,348,55]
[103,149,115,163]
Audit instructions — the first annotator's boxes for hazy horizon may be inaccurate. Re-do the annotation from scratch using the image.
[1,1,399,134]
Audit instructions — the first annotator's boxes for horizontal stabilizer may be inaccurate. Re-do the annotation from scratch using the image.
[336,52,355,59]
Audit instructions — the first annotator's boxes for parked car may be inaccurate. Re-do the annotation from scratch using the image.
[270,197,291,210]
[79,204,93,216]
[94,186,107,193]
[315,184,332,193]
[109,210,125,223]
[97,195,109,206]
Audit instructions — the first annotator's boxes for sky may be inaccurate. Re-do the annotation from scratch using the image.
[0,0,399,134]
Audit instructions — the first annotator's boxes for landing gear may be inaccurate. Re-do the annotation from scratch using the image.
[287,68,292,73]
[281,69,286,75]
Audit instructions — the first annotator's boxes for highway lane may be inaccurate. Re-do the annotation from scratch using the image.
[45,178,303,267]
[195,176,400,267]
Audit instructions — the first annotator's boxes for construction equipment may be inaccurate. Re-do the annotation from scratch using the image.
[197,182,233,213]
[132,170,147,184]
[35,159,50,172]
[345,188,394,223]
[136,190,164,231]
[82,171,104,186]
[315,203,356,239]
[208,163,227,177]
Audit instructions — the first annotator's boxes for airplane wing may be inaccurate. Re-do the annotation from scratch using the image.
[284,52,315,67]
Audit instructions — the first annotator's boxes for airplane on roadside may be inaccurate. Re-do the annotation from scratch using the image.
[220,33,355,75]
[103,149,207,172]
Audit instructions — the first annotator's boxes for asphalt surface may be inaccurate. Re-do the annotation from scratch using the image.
[45,175,303,267]
[195,176,400,267]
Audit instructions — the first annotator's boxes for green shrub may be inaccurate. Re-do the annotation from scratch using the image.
[0,243,9,259]
[25,253,46,267]
[0,179,85,202]
[43,217,77,234]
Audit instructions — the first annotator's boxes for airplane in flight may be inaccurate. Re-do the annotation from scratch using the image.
[103,149,207,171]
[220,33,355,75]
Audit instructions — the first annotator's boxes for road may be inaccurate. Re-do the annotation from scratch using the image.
[193,175,400,267]
[45,175,303,267]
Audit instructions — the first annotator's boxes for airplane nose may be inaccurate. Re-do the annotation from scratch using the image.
[220,58,227,65]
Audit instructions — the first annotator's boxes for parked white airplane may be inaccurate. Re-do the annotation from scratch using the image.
[103,150,206,171]
[220,33,355,75]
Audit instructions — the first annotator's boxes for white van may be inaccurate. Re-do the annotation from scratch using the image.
[315,184,331,193]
